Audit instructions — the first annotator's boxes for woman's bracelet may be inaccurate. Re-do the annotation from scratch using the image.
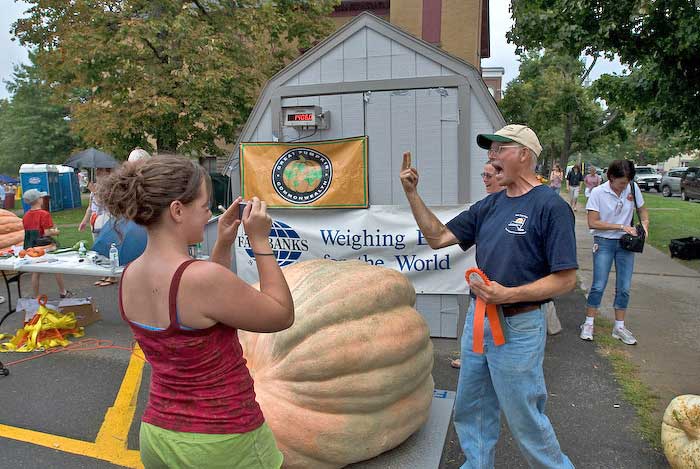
[253,252,275,256]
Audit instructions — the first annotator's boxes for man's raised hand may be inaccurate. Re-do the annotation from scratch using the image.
[400,151,419,194]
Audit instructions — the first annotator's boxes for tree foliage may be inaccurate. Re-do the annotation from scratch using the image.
[580,117,694,168]
[508,0,700,143]
[499,51,623,171]
[13,0,339,157]
[0,58,79,175]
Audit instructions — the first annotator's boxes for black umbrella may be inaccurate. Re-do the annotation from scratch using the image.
[65,148,119,169]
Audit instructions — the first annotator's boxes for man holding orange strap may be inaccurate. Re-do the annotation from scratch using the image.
[400,125,578,468]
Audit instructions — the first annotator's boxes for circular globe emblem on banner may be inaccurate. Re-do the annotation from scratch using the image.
[272,147,332,204]
[243,220,308,267]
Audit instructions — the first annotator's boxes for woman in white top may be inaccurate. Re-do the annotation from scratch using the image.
[580,160,650,345]
[78,168,114,285]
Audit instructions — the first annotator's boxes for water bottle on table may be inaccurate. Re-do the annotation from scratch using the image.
[109,243,119,274]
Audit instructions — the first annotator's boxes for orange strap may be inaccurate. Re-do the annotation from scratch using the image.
[465,268,506,354]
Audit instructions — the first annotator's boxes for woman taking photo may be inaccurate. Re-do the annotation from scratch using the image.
[99,156,293,468]
[580,160,649,345]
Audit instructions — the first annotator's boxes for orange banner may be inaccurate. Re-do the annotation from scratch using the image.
[240,136,368,209]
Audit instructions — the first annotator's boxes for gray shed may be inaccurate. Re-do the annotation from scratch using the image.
[218,12,505,338]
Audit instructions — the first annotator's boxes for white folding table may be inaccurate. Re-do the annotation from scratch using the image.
[0,252,124,327]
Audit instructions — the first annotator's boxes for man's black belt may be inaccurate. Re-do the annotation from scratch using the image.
[469,294,547,318]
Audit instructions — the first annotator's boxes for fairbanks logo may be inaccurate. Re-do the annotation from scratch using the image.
[506,214,529,235]
[236,219,309,267]
[272,148,332,204]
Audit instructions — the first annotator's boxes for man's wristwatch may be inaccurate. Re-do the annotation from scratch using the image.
[619,224,625,231]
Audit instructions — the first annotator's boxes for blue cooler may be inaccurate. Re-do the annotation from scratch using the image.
[20,164,63,212]
[57,165,79,209]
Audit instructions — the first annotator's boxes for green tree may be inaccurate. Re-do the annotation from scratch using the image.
[581,117,693,168]
[508,0,700,144]
[13,0,339,157]
[499,52,623,171]
[0,59,79,175]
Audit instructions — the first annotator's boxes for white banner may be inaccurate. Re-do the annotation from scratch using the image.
[234,205,474,294]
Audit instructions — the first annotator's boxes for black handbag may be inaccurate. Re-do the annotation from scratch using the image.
[619,182,646,253]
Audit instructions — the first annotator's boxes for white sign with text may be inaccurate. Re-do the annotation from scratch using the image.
[234,205,474,294]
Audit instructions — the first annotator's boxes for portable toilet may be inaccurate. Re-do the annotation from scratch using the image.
[57,165,75,209]
[57,165,81,209]
[216,13,506,339]
[19,164,63,212]
[71,167,82,208]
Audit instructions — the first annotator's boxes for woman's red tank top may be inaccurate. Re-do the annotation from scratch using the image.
[119,259,264,434]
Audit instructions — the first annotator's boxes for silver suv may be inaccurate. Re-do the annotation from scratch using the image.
[634,166,661,192]
[660,168,688,197]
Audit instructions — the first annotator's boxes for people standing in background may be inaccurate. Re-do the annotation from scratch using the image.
[580,160,649,345]
[566,164,584,211]
[584,166,602,199]
[78,168,115,286]
[549,164,563,193]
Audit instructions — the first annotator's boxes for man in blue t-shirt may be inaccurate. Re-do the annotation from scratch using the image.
[400,124,577,468]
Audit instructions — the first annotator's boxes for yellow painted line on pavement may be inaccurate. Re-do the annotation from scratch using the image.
[0,346,145,468]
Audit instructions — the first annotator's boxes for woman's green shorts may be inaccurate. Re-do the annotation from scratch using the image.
[139,421,283,468]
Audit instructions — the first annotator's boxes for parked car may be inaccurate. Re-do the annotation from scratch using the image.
[634,166,661,192]
[660,167,688,197]
[680,166,700,201]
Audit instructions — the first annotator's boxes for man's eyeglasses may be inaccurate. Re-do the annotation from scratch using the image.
[487,145,521,158]
[481,172,495,179]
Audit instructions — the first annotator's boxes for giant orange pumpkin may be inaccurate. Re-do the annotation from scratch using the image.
[240,259,434,469]
[0,208,24,251]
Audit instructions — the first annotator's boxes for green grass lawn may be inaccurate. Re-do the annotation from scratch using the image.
[576,190,700,272]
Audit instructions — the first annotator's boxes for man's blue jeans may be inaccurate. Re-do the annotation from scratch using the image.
[454,302,573,468]
[586,236,635,310]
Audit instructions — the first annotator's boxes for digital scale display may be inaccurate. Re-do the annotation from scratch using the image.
[283,106,321,127]
[286,113,314,122]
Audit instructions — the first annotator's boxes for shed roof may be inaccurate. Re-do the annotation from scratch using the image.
[224,11,503,176]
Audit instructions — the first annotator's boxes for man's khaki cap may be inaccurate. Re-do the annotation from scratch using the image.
[477,124,543,157]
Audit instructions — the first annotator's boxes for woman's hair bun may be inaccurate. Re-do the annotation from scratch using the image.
[97,155,210,226]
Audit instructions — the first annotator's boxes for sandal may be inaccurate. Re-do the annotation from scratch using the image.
[450,359,461,369]
[96,278,118,287]
[60,290,74,299]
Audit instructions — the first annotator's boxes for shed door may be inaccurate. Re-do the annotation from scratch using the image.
[365,88,460,206]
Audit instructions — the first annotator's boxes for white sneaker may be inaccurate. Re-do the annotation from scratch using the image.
[579,323,594,341]
[612,326,637,345]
